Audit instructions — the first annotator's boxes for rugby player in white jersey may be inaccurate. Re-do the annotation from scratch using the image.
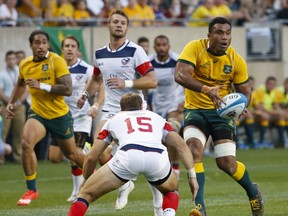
[49,35,103,202]
[77,10,159,214]
[149,35,184,181]
[69,93,199,216]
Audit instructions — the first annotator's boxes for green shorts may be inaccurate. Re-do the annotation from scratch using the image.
[183,109,236,141]
[27,109,74,140]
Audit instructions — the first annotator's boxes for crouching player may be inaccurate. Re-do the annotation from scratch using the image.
[68,93,199,216]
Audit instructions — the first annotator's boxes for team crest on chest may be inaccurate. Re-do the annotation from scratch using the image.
[42,64,49,71]
[223,65,232,74]
[121,58,130,65]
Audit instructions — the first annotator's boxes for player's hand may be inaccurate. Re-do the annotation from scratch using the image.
[201,85,224,109]
[5,103,15,119]
[88,104,99,118]
[188,177,199,201]
[239,108,249,119]
[107,77,125,89]
[77,95,86,109]
[25,78,40,89]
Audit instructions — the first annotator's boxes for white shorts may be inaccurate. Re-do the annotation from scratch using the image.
[107,145,171,183]
[73,115,92,134]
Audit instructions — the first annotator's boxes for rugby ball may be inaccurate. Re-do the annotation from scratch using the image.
[217,93,248,119]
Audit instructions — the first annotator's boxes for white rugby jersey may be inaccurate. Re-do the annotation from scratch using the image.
[65,58,93,118]
[149,51,184,118]
[98,110,174,151]
[93,39,154,113]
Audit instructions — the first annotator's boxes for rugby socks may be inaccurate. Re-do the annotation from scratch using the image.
[68,197,89,216]
[25,173,37,192]
[232,161,257,199]
[244,119,255,148]
[194,162,206,209]
[259,120,269,143]
[71,165,84,196]
[148,183,163,209]
[162,191,178,216]
[276,120,286,147]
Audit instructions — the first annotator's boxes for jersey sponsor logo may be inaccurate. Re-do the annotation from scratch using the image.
[223,65,232,74]
[121,58,130,65]
[42,64,49,71]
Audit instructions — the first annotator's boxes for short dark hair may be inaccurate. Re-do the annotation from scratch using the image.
[120,93,142,111]
[208,17,231,33]
[109,10,129,25]
[15,50,26,56]
[154,35,169,44]
[29,29,50,45]
[5,50,15,59]
[137,37,149,45]
[61,35,80,49]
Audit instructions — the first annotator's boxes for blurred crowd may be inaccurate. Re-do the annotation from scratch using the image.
[0,0,288,27]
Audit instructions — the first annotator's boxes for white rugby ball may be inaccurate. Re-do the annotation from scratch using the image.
[217,93,248,119]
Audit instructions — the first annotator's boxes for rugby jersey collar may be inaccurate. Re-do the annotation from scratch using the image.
[107,39,129,53]
[33,51,49,62]
[153,51,172,64]
[68,58,81,69]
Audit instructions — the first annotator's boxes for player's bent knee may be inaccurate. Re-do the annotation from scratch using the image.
[214,142,236,158]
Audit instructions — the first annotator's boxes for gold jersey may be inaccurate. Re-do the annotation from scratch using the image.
[178,39,249,109]
[255,84,283,110]
[19,52,70,119]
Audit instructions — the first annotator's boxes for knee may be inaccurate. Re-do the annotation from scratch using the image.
[21,138,34,152]
[216,157,237,175]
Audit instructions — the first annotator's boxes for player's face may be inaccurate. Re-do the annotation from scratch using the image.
[30,34,50,61]
[139,42,149,55]
[154,38,170,59]
[208,23,231,55]
[108,14,128,39]
[62,38,78,63]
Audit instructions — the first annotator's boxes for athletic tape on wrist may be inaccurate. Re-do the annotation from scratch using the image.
[125,80,134,88]
[39,83,52,92]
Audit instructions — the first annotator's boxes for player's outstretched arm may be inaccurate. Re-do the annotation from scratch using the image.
[164,131,199,200]
[82,139,108,180]
[6,78,26,119]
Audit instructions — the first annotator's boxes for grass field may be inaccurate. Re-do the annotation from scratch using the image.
[0,148,287,216]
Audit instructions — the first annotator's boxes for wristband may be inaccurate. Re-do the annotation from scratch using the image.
[124,80,134,88]
[82,91,89,99]
[187,168,196,179]
[200,85,210,94]
[39,83,52,92]
[92,104,99,110]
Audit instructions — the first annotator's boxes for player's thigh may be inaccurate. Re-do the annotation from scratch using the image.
[80,164,124,202]
[153,170,178,195]
[23,118,46,148]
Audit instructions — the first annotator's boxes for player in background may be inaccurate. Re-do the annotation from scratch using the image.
[174,17,264,216]
[149,35,184,180]
[77,10,159,213]
[68,93,199,216]
[48,35,104,202]
[6,30,85,206]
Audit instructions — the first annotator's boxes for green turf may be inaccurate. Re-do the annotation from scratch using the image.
[0,148,287,215]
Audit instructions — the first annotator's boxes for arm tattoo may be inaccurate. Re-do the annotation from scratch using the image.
[50,74,72,96]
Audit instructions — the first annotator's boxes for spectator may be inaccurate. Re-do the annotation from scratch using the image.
[254,76,285,148]
[16,0,44,26]
[136,0,155,26]
[0,50,27,164]
[123,0,142,26]
[74,0,92,26]
[189,0,215,26]
[57,0,76,26]
[15,50,26,65]
[276,0,288,25]
[0,100,12,162]
[0,0,18,27]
